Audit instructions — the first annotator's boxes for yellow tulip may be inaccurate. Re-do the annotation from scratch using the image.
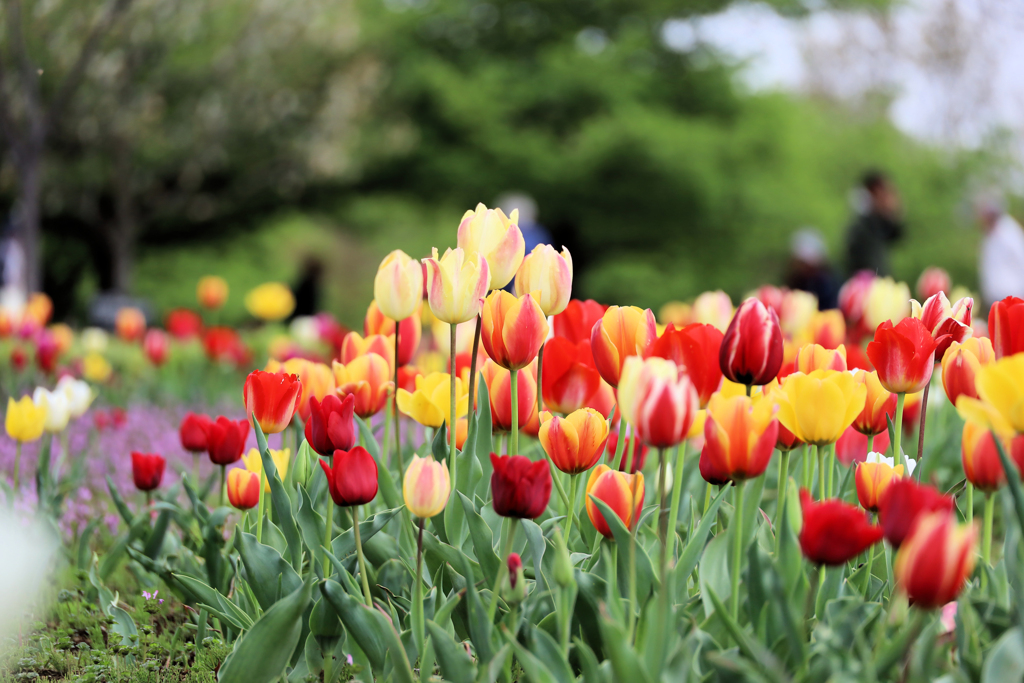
[82,352,113,383]
[773,370,866,445]
[423,247,490,324]
[374,250,424,322]
[403,455,451,518]
[513,244,572,316]
[5,396,46,443]
[863,277,911,330]
[957,354,1024,435]
[457,203,526,290]
[242,447,291,492]
[245,282,296,322]
[396,372,469,427]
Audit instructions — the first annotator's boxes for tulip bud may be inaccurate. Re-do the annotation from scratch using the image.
[863,276,911,330]
[851,369,897,437]
[333,355,393,418]
[205,416,250,466]
[320,447,378,507]
[491,454,551,519]
[423,247,490,324]
[131,452,166,492]
[649,323,724,408]
[719,298,784,387]
[855,456,904,512]
[941,337,994,408]
[243,370,302,435]
[957,354,1024,435]
[894,512,976,609]
[590,306,658,388]
[552,529,575,589]
[538,408,610,474]
[292,441,311,486]
[481,290,549,370]
[115,307,146,343]
[143,329,169,366]
[866,318,937,394]
[798,489,883,565]
[403,455,451,519]
[482,360,538,432]
[244,282,295,322]
[585,465,643,537]
[513,244,573,316]
[617,356,699,449]
[960,420,1024,492]
[916,267,950,300]
[457,203,526,291]
[374,250,424,322]
[699,393,778,485]
[878,478,954,547]
[794,343,847,374]
[501,553,528,605]
[197,275,229,310]
[226,468,261,510]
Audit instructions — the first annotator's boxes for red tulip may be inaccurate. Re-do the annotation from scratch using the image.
[591,306,658,387]
[10,347,26,371]
[203,326,247,365]
[719,298,784,386]
[553,299,607,344]
[363,300,422,366]
[206,416,250,466]
[143,329,170,366]
[319,447,378,506]
[180,413,212,453]
[131,451,166,492]
[541,337,602,414]
[304,394,357,456]
[699,394,778,484]
[481,290,549,370]
[585,465,644,537]
[481,360,537,433]
[835,426,890,466]
[866,318,937,394]
[649,323,724,408]
[839,271,876,342]
[894,511,976,609]
[227,469,261,510]
[961,421,1024,492]
[798,489,883,565]
[243,370,302,435]
[165,308,204,340]
[490,454,551,519]
[989,296,1024,359]
[912,292,973,361]
[36,334,60,374]
[617,356,699,449]
[877,478,954,547]
[916,267,950,301]
[605,431,649,473]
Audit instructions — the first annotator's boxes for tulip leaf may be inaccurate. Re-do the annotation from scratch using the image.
[674,485,729,594]
[992,432,1024,535]
[296,487,326,565]
[471,373,493,459]
[236,529,303,611]
[253,417,303,571]
[526,624,575,683]
[426,620,477,683]
[106,475,136,526]
[420,532,483,581]
[520,519,549,593]
[589,495,657,602]
[331,507,401,561]
[482,644,513,683]
[596,606,652,683]
[982,626,1024,683]
[218,577,313,683]
[143,508,171,559]
[172,574,247,630]
[454,552,496,665]
[699,533,731,618]
[358,416,402,509]
[457,492,500,581]
[500,627,563,683]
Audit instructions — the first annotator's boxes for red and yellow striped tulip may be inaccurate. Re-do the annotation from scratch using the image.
[794,343,847,374]
[617,356,699,448]
[855,459,904,512]
[591,305,658,388]
[333,355,393,418]
[539,408,610,474]
[481,290,549,370]
[941,337,994,408]
[851,369,897,437]
[227,468,261,510]
[340,332,393,371]
[364,300,422,366]
[698,393,778,484]
[585,464,644,537]
[267,358,335,422]
[481,359,538,432]
[894,511,976,609]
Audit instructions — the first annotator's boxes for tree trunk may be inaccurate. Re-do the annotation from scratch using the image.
[107,137,136,293]
[15,148,43,294]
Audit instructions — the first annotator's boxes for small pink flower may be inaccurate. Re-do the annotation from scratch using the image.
[940,602,958,633]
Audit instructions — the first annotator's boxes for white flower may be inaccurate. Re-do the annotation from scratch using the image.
[56,376,94,419]
[865,451,915,475]
[32,387,70,433]
[289,316,320,346]
[81,327,109,353]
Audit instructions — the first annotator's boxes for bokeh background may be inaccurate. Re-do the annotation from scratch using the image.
[2,0,1021,327]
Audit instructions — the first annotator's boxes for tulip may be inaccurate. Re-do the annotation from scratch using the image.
[863,276,911,330]
[807,310,846,350]
[692,290,733,331]
[423,247,490,324]
[245,282,295,322]
[856,457,904,512]
[798,489,883,565]
[166,308,204,339]
[754,285,784,317]
[179,413,212,453]
[56,376,93,419]
[397,372,469,428]
[491,453,552,519]
[242,447,291,491]
[851,369,897,437]
[839,271,876,337]
[6,395,46,443]
[773,370,866,445]
[143,329,170,366]
[539,408,610,475]
[403,455,451,518]
[32,388,69,434]
[793,343,847,374]
[720,298,784,386]
[513,244,573,317]
[585,464,644,537]
[942,337,994,408]
[779,289,818,339]
[206,416,250,466]
[82,352,112,383]
[591,306,658,388]
[878,477,954,547]
[305,394,357,456]
[916,267,950,300]
[699,393,779,484]
[554,299,606,344]
[115,307,146,343]
[197,275,229,310]
[960,420,1024,492]
[333,355,393,418]
[457,203,526,290]
[203,326,246,364]
[866,318,937,394]
[606,431,649,473]
[894,511,976,609]
[319,446,378,506]
[243,370,302,435]
[911,292,973,361]
[481,290,549,370]
[227,468,261,510]
[364,300,422,366]
[10,347,25,371]
[617,356,699,449]
[340,332,394,369]
[957,354,1024,434]
[649,323,723,407]
[270,359,335,422]
[541,337,602,414]
[501,552,528,605]
[988,295,1024,359]
[658,301,692,327]
[373,250,424,322]
[482,360,537,432]
[836,426,890,466]
[131,452,166,492]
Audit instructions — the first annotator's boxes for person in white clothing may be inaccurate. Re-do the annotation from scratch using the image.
[976,193,1024,308]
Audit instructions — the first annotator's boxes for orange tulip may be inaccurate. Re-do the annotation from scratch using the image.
[698,393,778,484]
[364,300,423,366]
[585,465,644,537]
[227,468,261,510]
[333,355,394,418]
[590,305,658,387]
[539,408,610,474]
[855,458,904,512]
[481,290,549,371]
[960,419,1024,492]
[794,343,847,374]
[851,369,897,437]
[481,359,538,432]
[115,307,146,343]
[340,331,393,372]
[941,337,994,408]
[197,275,229,310]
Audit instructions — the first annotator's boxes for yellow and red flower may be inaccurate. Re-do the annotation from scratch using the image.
[855,457,904,512]
[720,297,784,386]
[585,465,644,537]
[698,393,778,484]
[941,337,994,408]
[894,511,976,609]
[538,408,610,474]
[591,306,658,388]
[332,355,393,418]
[794,343,847,374]
[647,323,724,407]
[424,247,490,324]
[513,244,573,316]
[617,356,699,449]
[851,369,897,437]
[456,203,526,291]
[481,290,549,370]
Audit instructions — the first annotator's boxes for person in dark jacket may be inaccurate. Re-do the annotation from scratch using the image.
[845,170,904,276]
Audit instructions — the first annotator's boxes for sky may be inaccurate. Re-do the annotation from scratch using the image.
[663,0,1024,158]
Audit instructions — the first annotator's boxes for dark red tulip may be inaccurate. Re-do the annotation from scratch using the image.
[989,296,1024,359]
[205,416,250,466]
[877,478,954,547]
[553,299,607,345]
[304,394,357,456]
[719,298,784,386]
[541,337,602,414]
[10,347,26,371]
[866,318,937,394]
[490,454,551,519]
[132,451,166,492]
[319,447,378,506]
[605,431,649,473]
[180,412,212,453]
[36,333,60,374]
[799,489,883,565]
[649,323,724,408]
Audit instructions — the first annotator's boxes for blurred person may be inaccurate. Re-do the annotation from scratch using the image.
[975,192,1024,307]
[845,170,904,276]
[785,228,839,309]
[497,193,550,254]
[291,256,323,319]
[0,217,26,313]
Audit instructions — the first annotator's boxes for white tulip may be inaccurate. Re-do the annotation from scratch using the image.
[32,387,70,433]
[81,327,109,353]
[56,376,94,419]
[865,451,916,475]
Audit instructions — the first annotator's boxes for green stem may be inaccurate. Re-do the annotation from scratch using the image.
[801,443,809,489]
[510,368,519,456]
[666,443,687,563]
[413,518,425,660]
[220,465,226,508]
[487,517,519,621]
[816,445,824,500]
[322,498,334,577]
[657,448,668,579]
[627,497,639,641]
[966,482,974,525]
[827,442,836,499]
[731,480,745,619]
[352,506,374,607]
[466,314,482,448]
[565,474,578,543]
[861,513,876,594]
[774,449,789,556]
[449,324,458,485]
[893,393,906,469]
[917,382,930,470]
[703,482,712,516]
[536,343,545,415]
[983,492,995,572]
[612,415,626,470]
[256,468,267,543]
[394,319,404,477]
[193,452,200,486]
[13,441,21,490]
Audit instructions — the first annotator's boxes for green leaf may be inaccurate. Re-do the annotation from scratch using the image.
[589,495,656,601]
[526,625,574,683]
[674,484,728,592]
[421,527,483,580]
[699,533,731,618]
[143,509,171,559]
[453,552,496,665]
[503,628,562,683]
[357,416,402,509]
[236,529,303,611]
[982,626,1024,683]
[331,508,401,560]
[520,519,549,593]
[106,475,135,526]
[426,620,476,683]
[992,433,1024,538]
[596,609,651,683]
[217,578,313,683]
[296,487,326,563]
[253,417,303,570]
[173,574,248,630]
[77,519,100,571]
[457,492,500,581]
